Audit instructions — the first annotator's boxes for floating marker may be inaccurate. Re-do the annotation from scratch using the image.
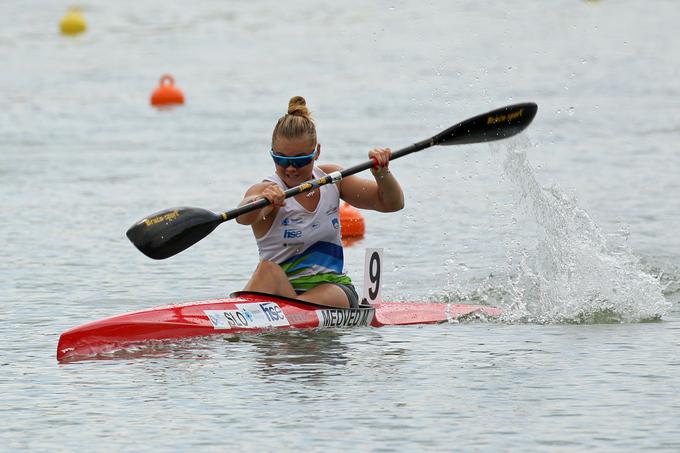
[150,75,185,107]
[339,202,365,242]
[60,7,87,36]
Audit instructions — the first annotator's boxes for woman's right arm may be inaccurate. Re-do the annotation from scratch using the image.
[236,182,286,225]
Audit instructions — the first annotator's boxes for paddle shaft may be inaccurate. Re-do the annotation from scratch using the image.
[224,101,539,221]
[222,139,427,222]
[127,102,537,259]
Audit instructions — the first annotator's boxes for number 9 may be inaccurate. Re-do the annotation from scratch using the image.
[368,251,381,299]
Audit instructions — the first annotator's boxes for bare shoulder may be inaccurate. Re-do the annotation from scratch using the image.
[318,163,342,173]
[318,163,364,199]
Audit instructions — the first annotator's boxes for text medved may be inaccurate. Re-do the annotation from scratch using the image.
[319,309,373,327]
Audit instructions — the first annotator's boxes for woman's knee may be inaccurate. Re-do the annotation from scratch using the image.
[254,260,284,276]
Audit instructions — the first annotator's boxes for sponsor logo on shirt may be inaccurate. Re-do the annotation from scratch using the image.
[325,206,338,216]
[284,229,303,239]
[331,217,339,229]
[282,216,304,226]
[311,221,320,230]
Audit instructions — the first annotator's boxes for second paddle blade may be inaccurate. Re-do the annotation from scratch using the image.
[126,207,222,260]
[434,102,538,146]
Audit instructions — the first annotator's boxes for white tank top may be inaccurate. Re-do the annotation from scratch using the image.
[256,167,352,292]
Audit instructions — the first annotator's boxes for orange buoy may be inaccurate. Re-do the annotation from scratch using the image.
[150,75,184,107]
[339,202,365,241]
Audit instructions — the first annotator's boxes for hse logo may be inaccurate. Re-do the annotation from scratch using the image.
[283,229,302,239]
[259,302,285,323]
[205,302,290,330]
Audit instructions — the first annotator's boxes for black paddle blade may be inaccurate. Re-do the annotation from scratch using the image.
[433,102,538,146]
[126,207,223,260]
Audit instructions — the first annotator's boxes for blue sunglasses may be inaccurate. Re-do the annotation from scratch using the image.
[270,147,317,168]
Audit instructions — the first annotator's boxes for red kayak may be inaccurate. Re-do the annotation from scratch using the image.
[56,291,501,361]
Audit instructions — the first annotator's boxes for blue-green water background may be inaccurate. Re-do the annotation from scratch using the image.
[2,1,680,451]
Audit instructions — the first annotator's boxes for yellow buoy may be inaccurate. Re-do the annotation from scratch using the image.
[60,7,87,36]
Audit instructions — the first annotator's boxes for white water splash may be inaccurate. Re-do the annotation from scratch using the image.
[497,137,670,323]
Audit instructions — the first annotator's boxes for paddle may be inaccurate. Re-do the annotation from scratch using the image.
[127,102,538,259]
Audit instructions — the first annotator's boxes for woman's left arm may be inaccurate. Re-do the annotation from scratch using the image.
[320,148,404,213]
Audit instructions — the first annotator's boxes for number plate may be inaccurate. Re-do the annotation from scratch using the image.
[362,248,384,304]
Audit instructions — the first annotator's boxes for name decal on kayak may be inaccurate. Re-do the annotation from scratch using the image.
[486,108,523,125]
[205,302,290,330]
[315,308,374,328]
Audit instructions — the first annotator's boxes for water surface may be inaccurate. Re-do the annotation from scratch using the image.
[2,0,680,451]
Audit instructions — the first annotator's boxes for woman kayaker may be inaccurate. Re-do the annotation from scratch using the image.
[236,96,404,308]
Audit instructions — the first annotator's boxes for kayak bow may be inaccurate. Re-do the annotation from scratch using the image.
[56,291,501,361]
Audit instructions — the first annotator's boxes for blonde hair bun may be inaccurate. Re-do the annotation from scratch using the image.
[287,96,311,118]
[271,95,317,146]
